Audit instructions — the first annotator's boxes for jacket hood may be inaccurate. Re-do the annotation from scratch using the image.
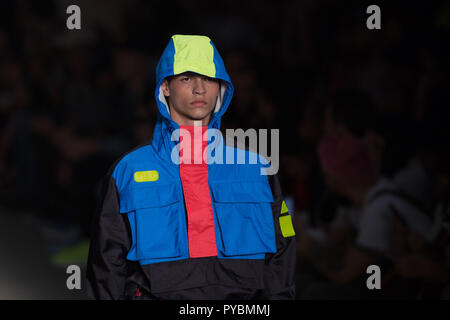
[154,35,234,131]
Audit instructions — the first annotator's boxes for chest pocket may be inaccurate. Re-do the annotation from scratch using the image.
[120,184,185,261]
[210,181,277,257]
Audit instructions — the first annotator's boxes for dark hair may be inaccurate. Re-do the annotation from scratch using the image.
[164,75,175,83]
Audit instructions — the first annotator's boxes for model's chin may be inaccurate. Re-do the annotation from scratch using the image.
[187,108,213,121]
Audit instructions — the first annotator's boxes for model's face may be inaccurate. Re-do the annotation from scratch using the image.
[162,72,220,126]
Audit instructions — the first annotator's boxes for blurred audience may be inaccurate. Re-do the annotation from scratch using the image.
[0,0,449,299]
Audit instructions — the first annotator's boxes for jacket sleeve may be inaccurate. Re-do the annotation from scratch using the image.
[263,173,297,299]
[86,171,132,300]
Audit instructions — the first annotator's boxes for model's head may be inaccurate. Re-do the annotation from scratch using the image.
[155,35,234,129]
[162,71,220,126]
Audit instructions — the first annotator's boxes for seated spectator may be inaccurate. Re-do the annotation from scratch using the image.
[297,132,439,299]
[392,103,450,299]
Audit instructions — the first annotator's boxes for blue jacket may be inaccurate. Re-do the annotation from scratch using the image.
[86,35,296,300]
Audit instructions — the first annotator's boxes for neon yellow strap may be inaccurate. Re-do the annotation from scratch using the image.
[279,215,296,238]
[281,200,289,214]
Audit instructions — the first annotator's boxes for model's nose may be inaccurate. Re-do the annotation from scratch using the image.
[193,78,206,95]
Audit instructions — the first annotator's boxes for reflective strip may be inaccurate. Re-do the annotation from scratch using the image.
[279,215,295,238]
[281,200,289,214]
[172,35,215,78]
[134,170,159,182]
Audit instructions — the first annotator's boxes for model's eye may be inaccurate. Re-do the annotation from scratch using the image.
[181,77,190,82]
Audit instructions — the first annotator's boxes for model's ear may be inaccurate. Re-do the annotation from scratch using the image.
[162,79,170,97]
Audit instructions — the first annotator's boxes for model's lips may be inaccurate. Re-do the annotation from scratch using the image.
[191,100,206,106]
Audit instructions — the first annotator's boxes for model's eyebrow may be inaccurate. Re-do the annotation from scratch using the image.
[177,72,197,78]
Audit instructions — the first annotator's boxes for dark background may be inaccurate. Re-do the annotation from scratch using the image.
[0,0,449,299]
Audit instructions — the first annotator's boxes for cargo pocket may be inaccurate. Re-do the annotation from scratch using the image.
[210,181,277,256]
[120,184,184,260]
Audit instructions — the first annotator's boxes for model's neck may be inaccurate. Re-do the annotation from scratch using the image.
[170,114,211,127]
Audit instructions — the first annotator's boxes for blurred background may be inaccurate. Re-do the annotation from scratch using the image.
[0,0,449,299]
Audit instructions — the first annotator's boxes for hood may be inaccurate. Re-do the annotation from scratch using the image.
[154,34,234,131]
